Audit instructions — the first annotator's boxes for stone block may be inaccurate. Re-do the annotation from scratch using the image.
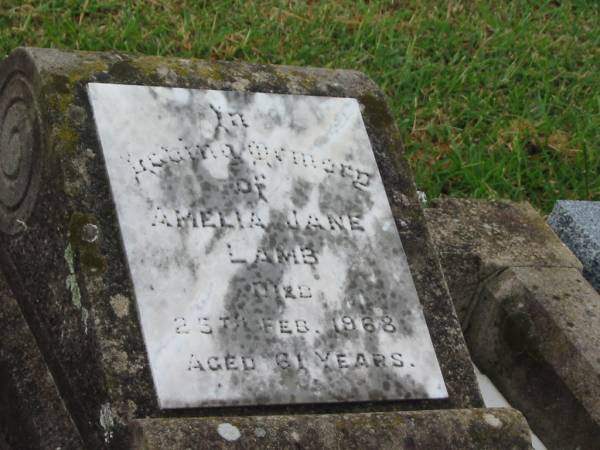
[130,408,531,450]
[0,263,83,449]
[425,198,581,325]
[467,266,600,450]
[548,200,600,293]
[0,48,481,448]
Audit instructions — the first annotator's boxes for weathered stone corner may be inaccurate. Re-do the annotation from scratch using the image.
[424,198,581,326]
[425,198,600,450]
[468,266,600,449]
[129,408,532,450]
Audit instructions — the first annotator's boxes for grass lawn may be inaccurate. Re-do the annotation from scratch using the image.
[1,0,598,213]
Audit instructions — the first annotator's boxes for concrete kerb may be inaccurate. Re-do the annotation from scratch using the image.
[129,408,532,450]
[425,198,600,450]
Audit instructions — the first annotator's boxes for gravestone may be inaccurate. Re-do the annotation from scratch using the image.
[87,83,446,408]
[0,47,526,449]
[549,200,600,293]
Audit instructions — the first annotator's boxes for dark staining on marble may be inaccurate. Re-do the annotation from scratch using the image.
[87,83,444,407]
[291,178,313,209]
[212,164,425,402]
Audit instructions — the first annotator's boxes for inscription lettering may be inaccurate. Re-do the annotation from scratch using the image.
[251,281,312,300]
[126,137,372,192]
[332,315,398,333]
[227,244,318,265]
[152,207,364,233]
[188,353,256,372]
[186,351,412,372]
[174,314,403,336]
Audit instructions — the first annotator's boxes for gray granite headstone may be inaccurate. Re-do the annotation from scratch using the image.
[549,200,600,292]
[87,84,446,408]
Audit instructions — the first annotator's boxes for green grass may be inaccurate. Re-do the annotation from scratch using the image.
[1,0,598,212]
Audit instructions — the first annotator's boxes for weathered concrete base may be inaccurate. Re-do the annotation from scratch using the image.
[0,269,84,450]
[468,266,600,450]
[424,198,581,325]
[426,198,600,450]
[130,408,531,449]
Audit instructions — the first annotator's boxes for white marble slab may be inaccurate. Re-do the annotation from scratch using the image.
[87,83,447,409]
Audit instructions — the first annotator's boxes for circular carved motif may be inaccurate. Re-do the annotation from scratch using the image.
[0,71,43,234]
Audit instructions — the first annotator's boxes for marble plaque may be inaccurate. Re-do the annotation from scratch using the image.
[87,83,447,409]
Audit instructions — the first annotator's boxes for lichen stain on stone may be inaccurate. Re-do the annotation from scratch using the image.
[48,74,71,95]
[45,76,74,113]
[65,272,81,308]
[155,65,178,84]
[45,86,80,157]
[502,309,542,360]
[273,67,319,93]
[64,242,89,333]
[54,124,80,156]
[99,402,116,443]
[111,350,129,373]
[96,334,140,405]
[68,137,94,174]
[358,93,394,129]
[44,57,107,184]
[69,212,107,273]
[231,78,251,91]
[110,294,130,319]
[126,399,138,421]
[217,422,241,441]
[483,413,503,429]
[130,57,182,80]
[108,60,141,82]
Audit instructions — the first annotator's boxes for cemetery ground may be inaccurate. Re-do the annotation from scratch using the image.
[1,0,598,214]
